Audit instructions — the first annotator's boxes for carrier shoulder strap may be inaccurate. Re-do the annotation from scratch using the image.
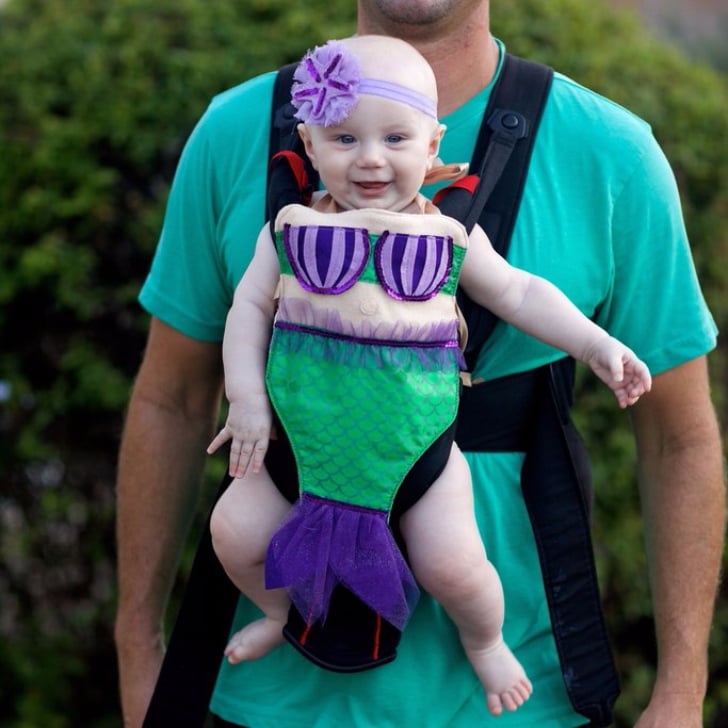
[436,54,553,368]
[266,62,319,234]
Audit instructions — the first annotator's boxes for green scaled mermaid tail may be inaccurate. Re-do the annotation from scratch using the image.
[264,324,460,629]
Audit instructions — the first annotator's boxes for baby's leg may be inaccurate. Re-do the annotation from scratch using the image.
[210,466,292,663]
[399,445,532,716]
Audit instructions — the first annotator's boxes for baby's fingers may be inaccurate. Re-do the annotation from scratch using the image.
[615,370,652,409]
[229,436,269,479]
[228,439,253,479]
[634,361,652,392]
[249,438,270,474]
[623,359,652,395]
[207,427,231,455]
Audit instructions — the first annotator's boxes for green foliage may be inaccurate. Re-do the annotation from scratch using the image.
[0,0,357,462]
[0,0,725,725]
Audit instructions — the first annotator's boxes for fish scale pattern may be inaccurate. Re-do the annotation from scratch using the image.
[266,326,460,512]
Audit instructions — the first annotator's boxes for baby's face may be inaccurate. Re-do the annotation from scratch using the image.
[300,96,443,213]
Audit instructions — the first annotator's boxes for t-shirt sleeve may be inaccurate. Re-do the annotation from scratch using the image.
[139,116,231,341]
[139,73,275,342]
[594,133,717,375]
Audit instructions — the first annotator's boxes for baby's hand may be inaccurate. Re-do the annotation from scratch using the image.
[584,336,652,408]
[207,393,272,478]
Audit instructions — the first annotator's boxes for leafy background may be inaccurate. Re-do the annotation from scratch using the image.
[0,0,725,726]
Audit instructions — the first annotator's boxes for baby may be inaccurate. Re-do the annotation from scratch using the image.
[208,35,651,717]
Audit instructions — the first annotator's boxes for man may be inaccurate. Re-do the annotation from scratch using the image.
[115,2,725,726]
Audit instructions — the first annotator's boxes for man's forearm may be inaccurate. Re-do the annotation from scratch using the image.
[114,320,224,727]
[115,361,223,726]
[639,438,724,691]
[632,359,726,699]
[115,391,213,639]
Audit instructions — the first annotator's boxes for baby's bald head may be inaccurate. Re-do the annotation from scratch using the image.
[341,35,438,111]
[291,35,439,127]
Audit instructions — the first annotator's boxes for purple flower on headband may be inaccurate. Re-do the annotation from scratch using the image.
[291,41,361,126]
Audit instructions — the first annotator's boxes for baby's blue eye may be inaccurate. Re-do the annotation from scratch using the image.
[386,134,404,144]
[337,134,356,144]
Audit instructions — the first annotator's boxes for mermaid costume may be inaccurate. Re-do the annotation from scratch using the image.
[264,199,468,635]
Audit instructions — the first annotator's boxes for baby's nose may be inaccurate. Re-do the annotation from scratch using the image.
[357,141,386,167]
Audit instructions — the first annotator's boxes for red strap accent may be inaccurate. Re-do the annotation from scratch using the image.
[270,150,310,193]
[432,174,480,205]
[372,613,382,661]
[299,620,312,646]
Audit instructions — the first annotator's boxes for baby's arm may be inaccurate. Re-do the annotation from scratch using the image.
[207,224,280,476]
[459,225,651,407]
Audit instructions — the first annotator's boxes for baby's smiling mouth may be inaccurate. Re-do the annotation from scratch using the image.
[355,181,390,190]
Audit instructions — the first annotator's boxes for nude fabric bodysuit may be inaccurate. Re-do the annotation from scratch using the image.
[264,197,468,631]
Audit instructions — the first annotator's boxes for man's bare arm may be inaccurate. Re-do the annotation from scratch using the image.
[115,318,224,728]
[630,355,725,728]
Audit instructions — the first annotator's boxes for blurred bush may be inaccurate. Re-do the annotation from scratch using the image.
[0,0,725,725]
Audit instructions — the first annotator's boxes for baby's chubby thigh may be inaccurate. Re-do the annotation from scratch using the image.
[210,466,292,569]
[399,445,487,598]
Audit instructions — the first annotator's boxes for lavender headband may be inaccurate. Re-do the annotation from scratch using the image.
[291,40,438,127]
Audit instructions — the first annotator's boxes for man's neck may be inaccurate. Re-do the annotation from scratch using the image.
[356,4,498,116]
[419,33,500,116]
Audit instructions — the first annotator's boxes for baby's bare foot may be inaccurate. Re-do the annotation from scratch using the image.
[465,639,533,716]
[224,617,285,663]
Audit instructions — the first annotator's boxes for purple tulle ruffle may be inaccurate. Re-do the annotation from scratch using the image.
[265,493,419,630]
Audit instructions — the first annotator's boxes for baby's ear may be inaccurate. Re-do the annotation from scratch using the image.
[424,124,446,170]
[428,123,447,164]
[297,123,319,169]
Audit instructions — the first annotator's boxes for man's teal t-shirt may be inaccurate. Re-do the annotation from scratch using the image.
[139,42,717,728]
